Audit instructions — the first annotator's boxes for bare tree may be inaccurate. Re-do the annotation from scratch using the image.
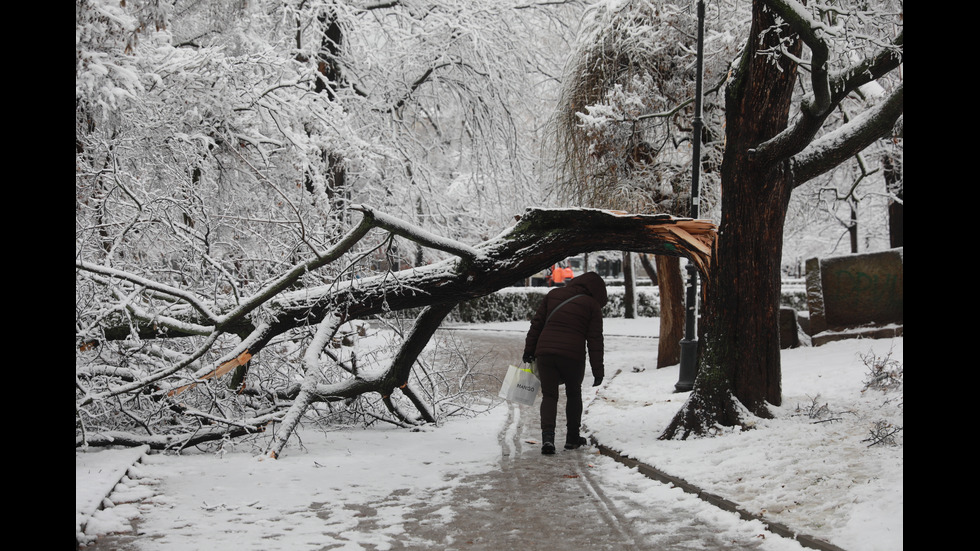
[660,0,902,438]
[541,0,901,437]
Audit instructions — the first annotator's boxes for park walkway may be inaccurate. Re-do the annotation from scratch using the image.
[373,397,798,551]
[80,329,809,551]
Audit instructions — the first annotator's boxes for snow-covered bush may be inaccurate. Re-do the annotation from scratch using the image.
[451,285,662,323]
[451,284,808,323]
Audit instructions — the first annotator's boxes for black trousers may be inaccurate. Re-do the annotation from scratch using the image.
[536,354,586,436]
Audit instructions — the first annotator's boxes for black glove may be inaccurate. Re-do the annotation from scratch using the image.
[523,353,535,364]
[592,376,603,387]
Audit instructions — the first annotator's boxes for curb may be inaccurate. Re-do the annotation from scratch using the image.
[76,445,150,548]
[590,440,847,551]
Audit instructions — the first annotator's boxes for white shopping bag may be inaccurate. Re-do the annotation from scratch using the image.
[498,364,540,406]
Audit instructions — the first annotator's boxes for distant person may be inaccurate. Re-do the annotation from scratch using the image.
[550,265,565,287]
[562,265,574,282]
[523,271,607,455]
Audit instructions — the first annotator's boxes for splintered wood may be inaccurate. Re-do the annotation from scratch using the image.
[168,350,253,397]
[645,218,716,274]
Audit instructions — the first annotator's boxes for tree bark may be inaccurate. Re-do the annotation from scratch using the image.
[708,0,799,408]
[849,203,859,253]
[654,255,684,367]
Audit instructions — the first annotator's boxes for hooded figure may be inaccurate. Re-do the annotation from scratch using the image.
[523,271,607,455]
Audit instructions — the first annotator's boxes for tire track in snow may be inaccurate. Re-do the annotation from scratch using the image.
[570,457,638,547]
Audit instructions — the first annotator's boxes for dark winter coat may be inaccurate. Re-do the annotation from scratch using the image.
[524,271,607,379]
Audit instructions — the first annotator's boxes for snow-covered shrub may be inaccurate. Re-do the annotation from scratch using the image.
[452,287,550,323]
[780,288,808,311]
[602,286,660,318]
[450,284,807,323]
[450,285,662,323]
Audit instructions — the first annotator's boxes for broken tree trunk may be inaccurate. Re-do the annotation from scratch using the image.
[210,207,716,352]
[294,208,711,312]
[654,255,684,368]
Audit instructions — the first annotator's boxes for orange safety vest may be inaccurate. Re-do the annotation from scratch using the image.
[551,266,565,284]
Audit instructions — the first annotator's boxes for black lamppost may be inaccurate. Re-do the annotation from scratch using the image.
[675,0,705,393]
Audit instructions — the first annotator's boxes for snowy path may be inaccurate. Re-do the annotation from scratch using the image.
[79,327,810,550]
[399,329,810,551]
[377,397,808,551]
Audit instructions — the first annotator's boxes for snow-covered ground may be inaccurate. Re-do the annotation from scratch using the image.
[585,323,904,551]
[76,318,902,550]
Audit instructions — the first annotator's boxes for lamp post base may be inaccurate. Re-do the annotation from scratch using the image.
[675,338,698,392]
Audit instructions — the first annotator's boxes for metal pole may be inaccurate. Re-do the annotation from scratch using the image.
[675,0,705,392]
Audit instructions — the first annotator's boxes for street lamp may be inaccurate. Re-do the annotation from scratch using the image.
[675,0,705,393]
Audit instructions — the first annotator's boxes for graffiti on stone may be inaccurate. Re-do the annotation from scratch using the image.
[806,248,903,332]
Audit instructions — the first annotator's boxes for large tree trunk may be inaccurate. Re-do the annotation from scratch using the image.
[84,208,715,344]
[661,1,800,437]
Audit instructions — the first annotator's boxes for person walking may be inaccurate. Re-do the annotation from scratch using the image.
[523,271,607,455]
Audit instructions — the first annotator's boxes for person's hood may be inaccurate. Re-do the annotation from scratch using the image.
[568,271,608,307]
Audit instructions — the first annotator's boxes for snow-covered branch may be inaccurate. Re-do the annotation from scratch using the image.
[353,205,481,262]
[749,3,902,170]
[763,0,832,116]
[78,332,221,407]
[76,260,220,323]
[791,82,903,185]
[76,0,590,454]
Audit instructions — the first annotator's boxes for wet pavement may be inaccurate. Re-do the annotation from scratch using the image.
[352,329,795,550]
[382,400,777,551]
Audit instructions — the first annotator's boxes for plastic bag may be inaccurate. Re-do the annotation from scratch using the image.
[497,364,540,406]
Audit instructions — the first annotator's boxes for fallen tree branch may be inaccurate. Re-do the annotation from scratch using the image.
[77,206,717,455]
